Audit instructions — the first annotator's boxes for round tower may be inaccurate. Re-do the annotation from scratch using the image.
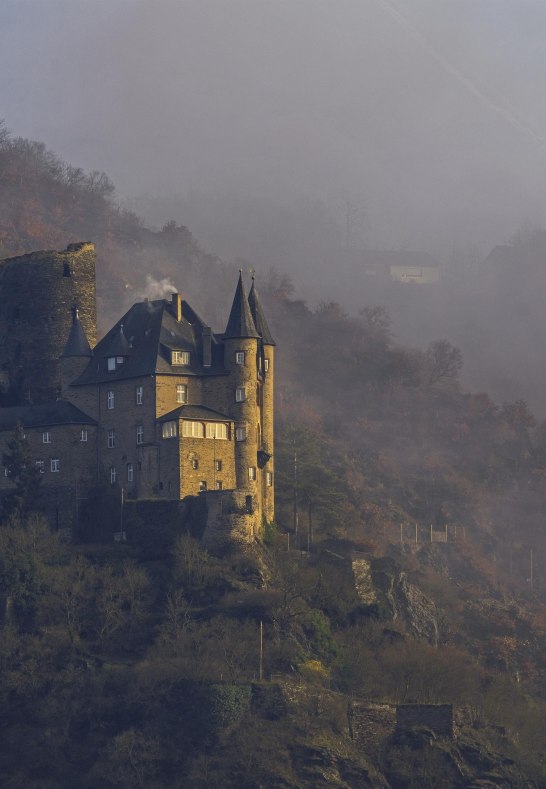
[248,277,276,524]
[0,242,96,404]
[223,272,262,530]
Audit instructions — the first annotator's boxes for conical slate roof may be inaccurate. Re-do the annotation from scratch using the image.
[248,278,275,346]
[224,272,260,340]
[106,324,131,357]
[61,309,92,358]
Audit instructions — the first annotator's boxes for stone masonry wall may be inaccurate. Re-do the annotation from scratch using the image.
[0,422,98,530]
[200,489,260,553]
[0,243,96,404]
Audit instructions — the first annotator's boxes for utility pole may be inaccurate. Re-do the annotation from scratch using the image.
[259,620,264,681]
[293,447,299,545]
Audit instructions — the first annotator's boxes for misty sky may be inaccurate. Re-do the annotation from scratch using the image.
[3,0,546,255]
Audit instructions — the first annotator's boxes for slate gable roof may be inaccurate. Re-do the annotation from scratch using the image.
[0,401,97,431]
[224,272,260,340]
[248,279,276,346]
[61,311,92,358]
[73,298,228,385]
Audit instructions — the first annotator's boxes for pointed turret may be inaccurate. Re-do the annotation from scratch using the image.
[107,323,131,357]
[248,277,275,346]
[60,308,94,409]
[61,308,92,358]
[224,272,260,339]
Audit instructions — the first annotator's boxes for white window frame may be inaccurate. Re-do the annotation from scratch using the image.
[191,458,199,470]
[248,466,256,481]
[176,383,188,404]
[235,351,245,365]
[107,357,116,371]
[215,480,223,490]
[182,421,204,438]
[172,350,190,366]
[80,429,88,442]
[127,463,134,482]
[235,387,246,402]
[215,459,222,472]
[35,460,45,474]
[107,390,114,410]
[199,480,207,492]
[136,386,143,405]
[205,422,228,440]
[43,431,51,444]
[264,358,269,372]
[110,466,117,484]
[51,458,60,473]
[136,425,144,445]
[162,421,177,439]
[235,426,246,442]
[266,471,273,487]
[107,430,115,449]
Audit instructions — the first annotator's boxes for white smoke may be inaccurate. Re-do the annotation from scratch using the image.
[137,274,177,301]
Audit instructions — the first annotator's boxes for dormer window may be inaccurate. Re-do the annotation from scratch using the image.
[172,350,190,366]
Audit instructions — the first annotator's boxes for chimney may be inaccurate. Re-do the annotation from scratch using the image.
[202,326,212,367]
[171,292,182,321]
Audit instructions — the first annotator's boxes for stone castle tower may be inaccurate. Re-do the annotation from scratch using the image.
[0,245,275,550]
[0,243,96,404]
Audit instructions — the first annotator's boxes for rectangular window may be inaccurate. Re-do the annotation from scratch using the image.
[136,386,143,405]
[162,421,177,439]
[266,472,273,487]
[136,425,144,445]
[35,460,45,474]
[127,463,134,482]
[51,458,60,473]
[107,390,114,409]
[215,480,223,490]
[215,460,222,472]
[176,383,188,403]
[248,466,256,481]
[191,459,199,470]
[110,466,117,484]
[107,430,115,449]
[235,427,246,442]
[182,421,204,438]
[172,350,190,365]
[80,429,88,442]
[264,358,269,372]
[107,357,116,371]
[235,351,245,365]
[116,356,124,365]
[205,423,228,440]
[199,480,207,492]
[43,431,51,444]
[235,386,246,402]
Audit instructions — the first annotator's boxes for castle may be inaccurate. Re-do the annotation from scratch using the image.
[0,243,275,548]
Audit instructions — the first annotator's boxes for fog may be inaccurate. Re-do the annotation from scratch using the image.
[3,0,546,408]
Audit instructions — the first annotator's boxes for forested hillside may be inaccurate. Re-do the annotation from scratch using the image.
[2,127,546,787]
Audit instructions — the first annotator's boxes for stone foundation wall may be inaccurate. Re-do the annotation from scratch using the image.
[200,489,260,553]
